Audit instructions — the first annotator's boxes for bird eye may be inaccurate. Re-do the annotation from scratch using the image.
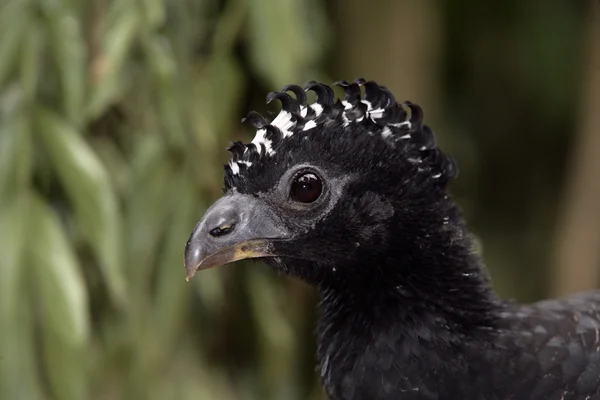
[290,173,323,203]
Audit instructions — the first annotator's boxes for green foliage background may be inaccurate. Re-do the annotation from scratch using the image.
[0,0,595,399]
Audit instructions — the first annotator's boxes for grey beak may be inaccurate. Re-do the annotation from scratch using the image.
[184,193,289,280]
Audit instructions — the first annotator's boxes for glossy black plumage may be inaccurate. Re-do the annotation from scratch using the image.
[187,80,600,399]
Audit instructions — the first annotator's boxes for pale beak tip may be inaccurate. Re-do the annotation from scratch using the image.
[185,266,198,281]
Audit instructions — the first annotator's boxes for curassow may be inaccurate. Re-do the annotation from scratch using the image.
[184,80,600,400]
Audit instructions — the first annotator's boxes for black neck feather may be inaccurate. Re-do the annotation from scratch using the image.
[314,209,504,396]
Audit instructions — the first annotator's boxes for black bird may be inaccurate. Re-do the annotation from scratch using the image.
[184,80,600,400]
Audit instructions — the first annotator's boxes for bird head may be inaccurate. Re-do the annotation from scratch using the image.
[184,80,460,291]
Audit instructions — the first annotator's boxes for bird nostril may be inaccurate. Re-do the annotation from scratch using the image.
[209,223,235,237]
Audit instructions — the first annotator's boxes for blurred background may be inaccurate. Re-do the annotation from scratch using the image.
[0,0,599,399]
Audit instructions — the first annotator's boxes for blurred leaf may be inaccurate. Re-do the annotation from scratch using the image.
[40,330,88,400]
[28,193,89,400]
[211,0,247,56]
[0,194,44,400]
[43,5,86,125]
[36,108,127,307]
[91,137,131,193]
[19,15,42,103]
[153,172,198,347]
[142,34,186,147]
[121,136,177,380]
[247,270,295,398]
[26,192,89,400]
[123,171,199,398]
[0,1,26,89]
[194,55,244,143]
[88,5,139,118]
[246,0,328,87]
[124,135,174,282]
[29,190,90,400]
[28,192,90,345]
[189,54,244,192]
[149,347,237,400]
[141,0,166,29]
[0,107,32,202]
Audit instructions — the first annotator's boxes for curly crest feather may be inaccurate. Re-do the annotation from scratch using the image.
[225,79,457,187]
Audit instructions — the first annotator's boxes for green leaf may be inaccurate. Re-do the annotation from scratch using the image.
[142,34,185,147]
[0,194,27,327]
[27,192,90,400]
[87,5,139,118]
[0,110,32,202]
[149,349,237,400]
[247,270,295,397]
[194,55,244,144]
[0,194,44,400]
[152,172,198,348]
[124,135,174,283]
[211,0,247,56]
[28,192,90,345]
[40,328,89,400]
[246,0,328,88]
[19,15,42,103]
[36,107,127,307]
[141,0,166,29]
[189,55,244,189]
[44,6,86,125]
[124,172,198,391]
[42,326,90,400]
[0,1,26,89]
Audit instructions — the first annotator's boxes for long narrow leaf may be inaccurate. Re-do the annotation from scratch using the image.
[28,192,90,345]
[153,172,198,348]
[247,270,295,398]
[0,1,26,89]
[36,107,127,307]
[123,135,174,332]
[0,194,44,400]
[87,7,139,118]
[124,172,197,398]
[19,16,42,102]
[40,329,89,400]
[27,193,89,400]
[142,34,185,147]
[124,135,173,274]
[0,112,32,202]
[44,6,86,125]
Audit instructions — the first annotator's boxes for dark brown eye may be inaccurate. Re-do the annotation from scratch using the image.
[290,173,323,203]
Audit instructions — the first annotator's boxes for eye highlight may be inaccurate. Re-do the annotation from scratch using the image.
[290,172,323,203]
